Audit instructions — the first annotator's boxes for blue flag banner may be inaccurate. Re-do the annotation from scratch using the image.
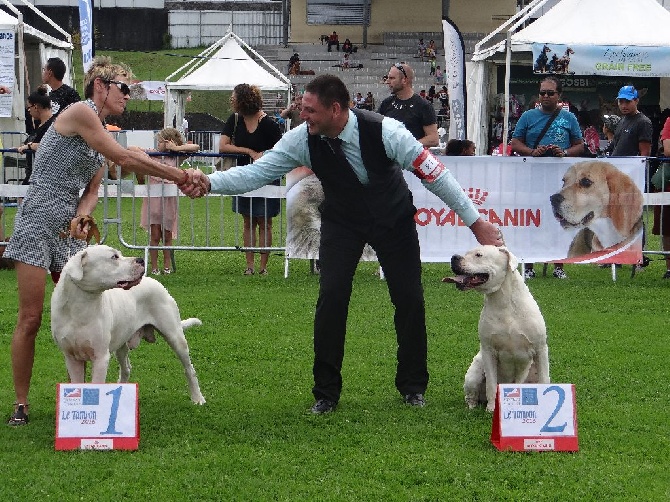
[78,0,93,72]
[532,43,670,77]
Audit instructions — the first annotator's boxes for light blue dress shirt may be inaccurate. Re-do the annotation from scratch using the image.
[208,110,480,226]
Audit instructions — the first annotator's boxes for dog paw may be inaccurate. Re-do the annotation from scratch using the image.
[191,395,206,405]
[486,404,496,413]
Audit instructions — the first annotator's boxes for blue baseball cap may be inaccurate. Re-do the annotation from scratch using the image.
[617,85,638,100]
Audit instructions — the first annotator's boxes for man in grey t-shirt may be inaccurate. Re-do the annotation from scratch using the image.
[611,86,652,156]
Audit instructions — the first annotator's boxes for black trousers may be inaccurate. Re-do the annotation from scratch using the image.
[312,211,429,402]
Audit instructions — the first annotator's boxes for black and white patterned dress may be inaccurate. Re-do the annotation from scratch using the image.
[5,99,105,272]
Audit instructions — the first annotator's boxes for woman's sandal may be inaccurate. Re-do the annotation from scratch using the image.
[7,403,29,426]
[163,268,172,275]
[243,267,255,276]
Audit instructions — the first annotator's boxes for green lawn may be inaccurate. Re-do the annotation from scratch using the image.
[0,196,669,500]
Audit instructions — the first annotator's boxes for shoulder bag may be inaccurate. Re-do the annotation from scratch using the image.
[531,109,560,149]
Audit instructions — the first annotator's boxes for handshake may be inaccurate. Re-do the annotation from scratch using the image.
[178,168,211,198]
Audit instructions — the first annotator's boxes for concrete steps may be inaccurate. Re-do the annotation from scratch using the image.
[256,32,447,113]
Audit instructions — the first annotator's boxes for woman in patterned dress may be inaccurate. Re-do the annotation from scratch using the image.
[3,56,194,426]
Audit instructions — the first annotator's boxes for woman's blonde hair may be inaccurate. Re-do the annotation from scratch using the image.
[84,56,133,99]
[156,127,184,146]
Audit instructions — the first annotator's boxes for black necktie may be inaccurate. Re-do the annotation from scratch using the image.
[324,137,353,170]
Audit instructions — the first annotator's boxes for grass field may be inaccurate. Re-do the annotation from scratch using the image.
[0,195,669,500]
[2,48,667,501]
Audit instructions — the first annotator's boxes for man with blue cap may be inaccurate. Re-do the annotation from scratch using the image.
[610,85,652,156]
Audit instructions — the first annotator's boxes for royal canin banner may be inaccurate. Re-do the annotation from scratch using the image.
[406,156,645,264]
[285,157,645,265]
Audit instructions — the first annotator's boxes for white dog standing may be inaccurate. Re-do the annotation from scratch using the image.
[51,245,205,404]
[443,246,550,412]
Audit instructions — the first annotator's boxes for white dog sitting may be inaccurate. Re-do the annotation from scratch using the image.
[51,245,205,404]
[443,245,550,412]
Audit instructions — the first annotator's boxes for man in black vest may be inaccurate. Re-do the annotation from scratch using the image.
[185,75,502,414]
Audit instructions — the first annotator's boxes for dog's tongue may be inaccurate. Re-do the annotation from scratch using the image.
[118,277,143,290]
[442,275,486,290]
[442,275,469,290]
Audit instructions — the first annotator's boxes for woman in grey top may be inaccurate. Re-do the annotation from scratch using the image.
[4,56,194,426]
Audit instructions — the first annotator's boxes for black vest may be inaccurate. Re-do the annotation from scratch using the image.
[307,108,415,230]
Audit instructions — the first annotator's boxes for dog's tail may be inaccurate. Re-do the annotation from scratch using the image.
[181,318,202,330]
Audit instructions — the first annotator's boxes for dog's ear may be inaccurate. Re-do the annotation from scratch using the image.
[605,165,644,234]
[500,247,519,271]
[67,250,87,282]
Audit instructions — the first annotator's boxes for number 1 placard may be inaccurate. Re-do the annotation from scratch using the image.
[491,383,578,452]
[55,383,139,450]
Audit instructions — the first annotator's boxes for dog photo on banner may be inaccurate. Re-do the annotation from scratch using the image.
[403,156,645,266]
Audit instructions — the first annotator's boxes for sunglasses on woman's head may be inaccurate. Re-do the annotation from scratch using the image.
[105,80,130,96]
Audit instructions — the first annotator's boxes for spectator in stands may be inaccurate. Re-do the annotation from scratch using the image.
[280,93,304,129]
[445,139,476,156]
[378,62,438,147]
[183,74,503,414]
[435,65,444,85]
[4,55,196,426]
[342,38,355,54]
[327,31,340,52]
[363,91,375,111]
[510,76,583,280]
[419,89,427,100]
[41,57,80,115]
[341,52,351,70]
[417,38,426,61]
[220,83,282,276]
[354,92,366,108]
[438,86,449,108]
[429,57,437,76]
[288,53,300,75]
[427,85,436,105]
[426,39,437,58]
[132,128,199,275]
[16,86,55,186]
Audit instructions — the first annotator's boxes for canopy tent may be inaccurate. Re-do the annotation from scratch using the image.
[164,30,291,129]
[0,0,73,133]
[468,0,670,153]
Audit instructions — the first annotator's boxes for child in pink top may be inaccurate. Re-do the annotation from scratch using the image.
[134,128,199,274]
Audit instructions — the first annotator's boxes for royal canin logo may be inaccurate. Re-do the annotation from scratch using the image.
[466,187,488,205]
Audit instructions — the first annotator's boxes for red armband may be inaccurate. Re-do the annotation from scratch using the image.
[411,149,444,183]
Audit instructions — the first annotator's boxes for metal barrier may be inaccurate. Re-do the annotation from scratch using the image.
[0,148,289,274]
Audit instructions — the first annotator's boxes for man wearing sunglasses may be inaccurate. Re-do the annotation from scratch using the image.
[510,76,582,280]
[510,77,582,160]
[42,57,80,115]
[377,63,439,147]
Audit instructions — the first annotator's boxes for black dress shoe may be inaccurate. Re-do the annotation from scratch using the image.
[311,399,337,414]
[403,393,426,407]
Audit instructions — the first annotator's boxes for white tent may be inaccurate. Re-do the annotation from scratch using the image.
[468,0,670,153]
[0,0,73,133]
[164,30,291,129]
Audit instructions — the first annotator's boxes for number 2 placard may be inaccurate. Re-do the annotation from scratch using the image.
[491,383,578,452]
[55,383,139,450]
